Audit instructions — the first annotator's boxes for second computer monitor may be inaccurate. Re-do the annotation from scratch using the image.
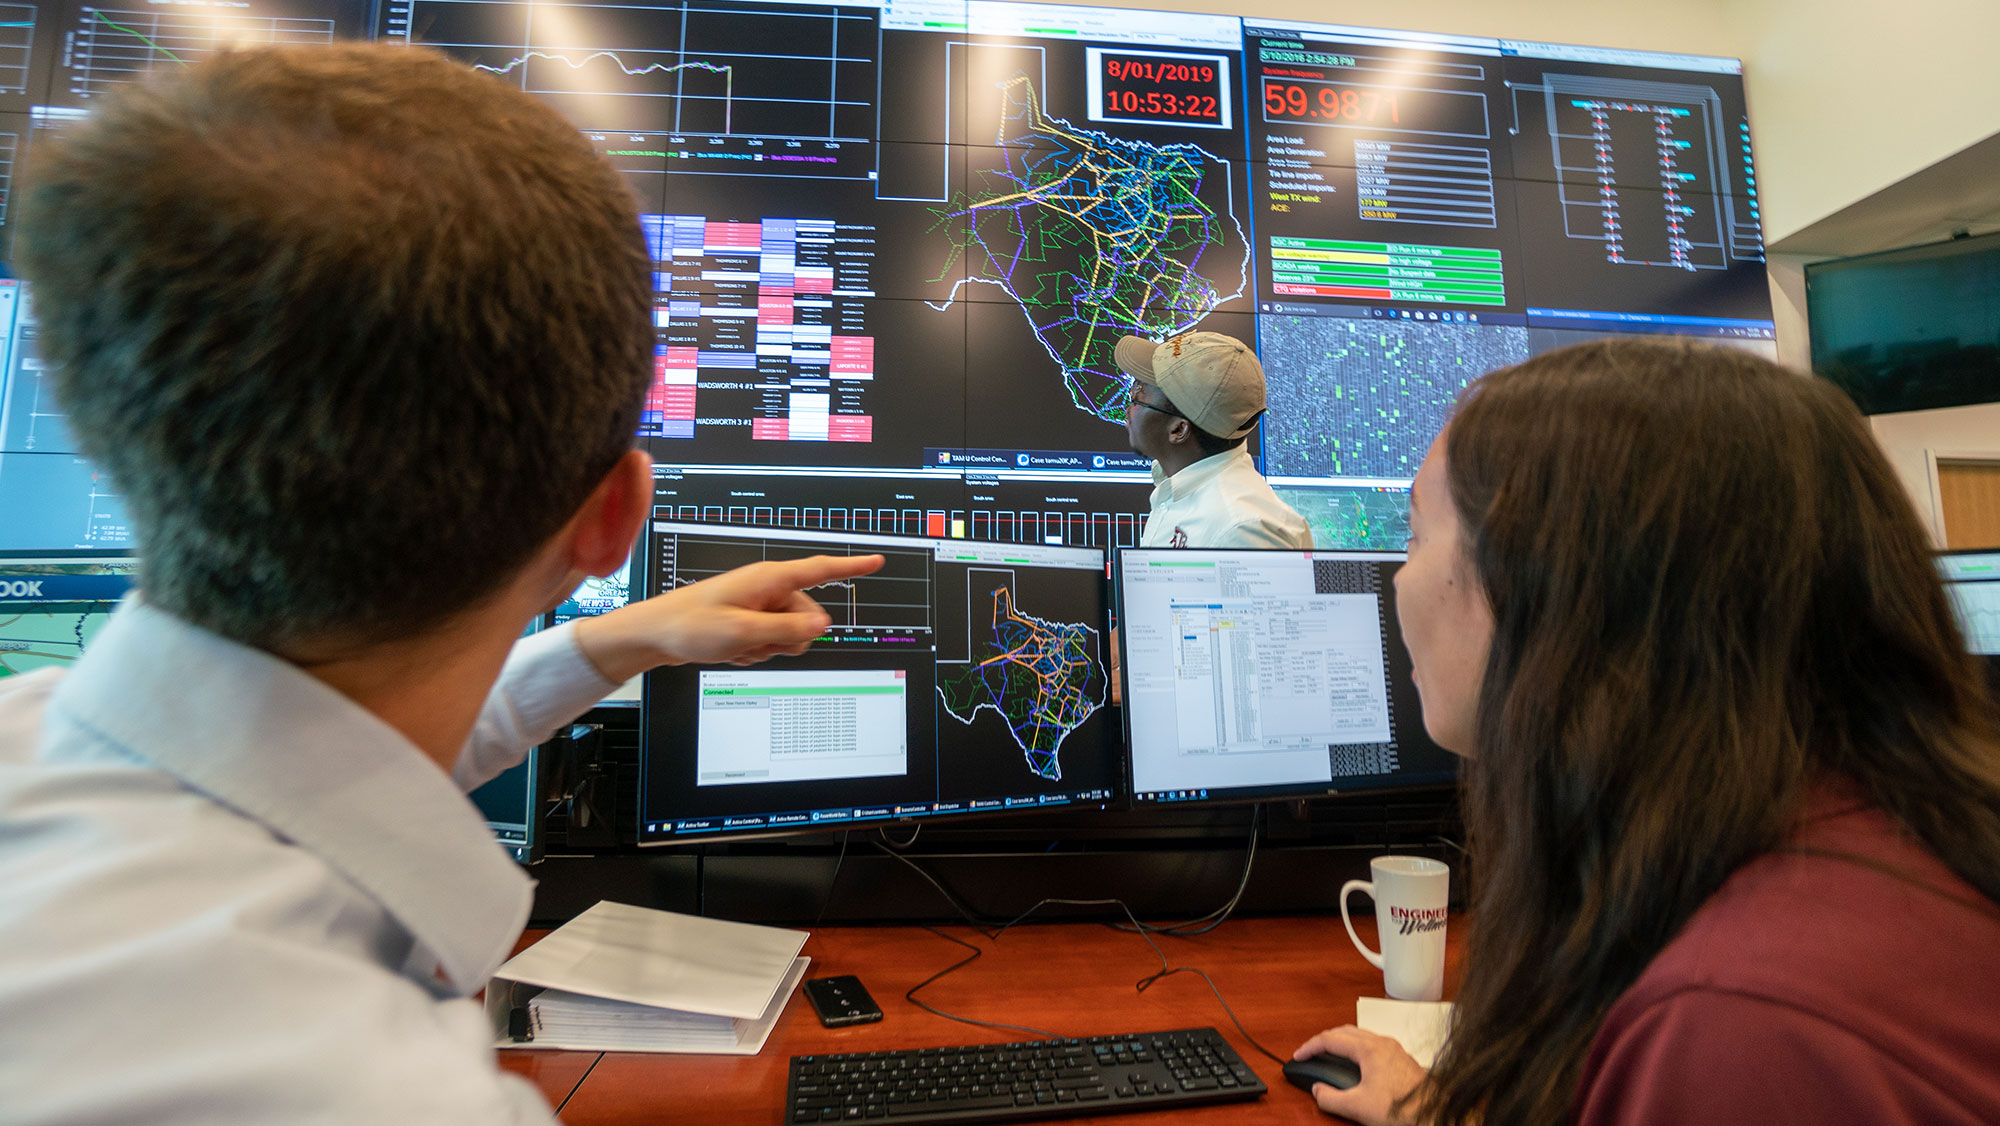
[1940,549,2000,658]
[1116,548,1456,805]
[639,521,1119,840]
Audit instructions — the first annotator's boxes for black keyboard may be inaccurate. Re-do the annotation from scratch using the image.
[785,1027,1266,1124]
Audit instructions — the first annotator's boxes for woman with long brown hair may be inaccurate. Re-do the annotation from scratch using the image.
[1295,339,2000,1125]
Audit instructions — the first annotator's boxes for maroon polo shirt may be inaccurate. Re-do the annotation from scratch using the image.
[1576,784,2000,1125]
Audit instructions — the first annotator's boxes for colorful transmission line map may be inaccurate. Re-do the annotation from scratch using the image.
[930,76,1248,423]
[938,583,1106,781]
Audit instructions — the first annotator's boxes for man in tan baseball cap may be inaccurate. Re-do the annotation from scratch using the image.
[1115,330,1310,549]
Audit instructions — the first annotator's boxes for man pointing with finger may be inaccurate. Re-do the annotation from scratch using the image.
[0,44,876,1124]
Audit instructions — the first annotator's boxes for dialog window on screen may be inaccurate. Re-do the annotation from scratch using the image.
[1123,552,1396,796]
[696,668,910,786]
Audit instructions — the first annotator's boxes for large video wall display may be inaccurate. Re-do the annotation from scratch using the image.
[0,1,1774,559]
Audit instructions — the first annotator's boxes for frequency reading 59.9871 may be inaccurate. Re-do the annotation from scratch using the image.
[1263,80,1401,125]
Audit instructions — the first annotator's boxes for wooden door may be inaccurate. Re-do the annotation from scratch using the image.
[1939,459,2000,548]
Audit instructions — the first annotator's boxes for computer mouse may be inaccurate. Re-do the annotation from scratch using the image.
[1283,1052,1363,1093]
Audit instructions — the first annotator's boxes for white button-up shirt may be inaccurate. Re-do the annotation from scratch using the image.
[1140,445,1313,549]
[0,600,618,1124]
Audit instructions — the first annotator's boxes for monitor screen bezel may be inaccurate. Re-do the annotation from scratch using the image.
[470,744,542,865]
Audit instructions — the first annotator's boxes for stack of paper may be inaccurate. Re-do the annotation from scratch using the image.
[484,901,811,1055]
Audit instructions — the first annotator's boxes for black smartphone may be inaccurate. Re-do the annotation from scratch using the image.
[803,975,884,1027]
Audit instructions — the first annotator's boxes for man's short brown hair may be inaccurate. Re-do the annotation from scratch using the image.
[17,43,654,648]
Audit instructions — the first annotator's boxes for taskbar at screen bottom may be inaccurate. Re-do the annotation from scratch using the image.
[644,788,1117,841]
[1132,773,1456,807]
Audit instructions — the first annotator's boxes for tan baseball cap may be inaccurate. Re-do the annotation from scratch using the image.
[1113,331,1267,440]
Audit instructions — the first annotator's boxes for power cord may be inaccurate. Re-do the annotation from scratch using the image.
[878,822,924,849]
[865,810,1260,938]
[812,830,852,929]
[904,926,1064,1040]
[880,845,1288,1064]
[1110,805,1262,937]
[872,841,998,933]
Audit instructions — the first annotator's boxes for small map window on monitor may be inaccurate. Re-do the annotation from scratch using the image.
[0,556,136,680]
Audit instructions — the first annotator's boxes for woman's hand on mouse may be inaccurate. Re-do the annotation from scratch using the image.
[1292,1026,1428,1126]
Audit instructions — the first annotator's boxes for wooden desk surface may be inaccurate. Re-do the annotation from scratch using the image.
[510,914,1461,1125]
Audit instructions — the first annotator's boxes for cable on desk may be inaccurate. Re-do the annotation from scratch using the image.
[990,896,1287,1065]
[554,1053,603,1115]
[905,925,1063,1040]
[879,845,1289,1065]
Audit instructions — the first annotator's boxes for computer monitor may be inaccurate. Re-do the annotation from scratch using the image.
[1939,549,2000,703]
[548,555,640,706]
[1940,549,2000,657]
[468,746,541,864]
[0,553,137,679]
[638,521,1119,841]
[1115,547,1457,805]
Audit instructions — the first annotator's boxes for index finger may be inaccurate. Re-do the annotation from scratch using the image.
[761,553,886,592]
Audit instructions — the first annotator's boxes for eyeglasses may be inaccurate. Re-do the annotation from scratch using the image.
[1124,390,1187,422]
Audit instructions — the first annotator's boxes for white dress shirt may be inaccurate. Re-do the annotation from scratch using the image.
[1140,445,1313,549]
[0,600,618,1124]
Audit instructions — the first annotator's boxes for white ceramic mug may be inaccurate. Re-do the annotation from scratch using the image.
[1340,855,1449,1001]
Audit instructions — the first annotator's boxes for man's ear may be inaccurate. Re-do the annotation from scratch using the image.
[570,448,653,577]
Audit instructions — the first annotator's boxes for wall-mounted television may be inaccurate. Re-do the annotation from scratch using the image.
[1808,231,2000,416]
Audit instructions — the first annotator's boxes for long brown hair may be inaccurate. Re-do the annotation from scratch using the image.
[1416,340,2000,1126]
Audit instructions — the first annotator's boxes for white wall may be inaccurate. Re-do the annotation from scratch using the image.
[1728,0,2000,536]
[1765,253,1811,369]
[1726,0,2000,244]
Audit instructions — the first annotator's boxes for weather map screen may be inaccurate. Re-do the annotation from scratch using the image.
[549,555,643,705]
[1115,548,1456,804]
[638,521,1117,840]
[0,555,135,680]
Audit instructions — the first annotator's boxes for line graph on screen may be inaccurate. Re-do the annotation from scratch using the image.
[68,6,336,99]
[0,4,35,96]
[473,51,737,130]
[396,0,877,140]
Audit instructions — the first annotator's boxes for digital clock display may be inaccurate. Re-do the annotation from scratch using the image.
[1087,48,1232,130]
